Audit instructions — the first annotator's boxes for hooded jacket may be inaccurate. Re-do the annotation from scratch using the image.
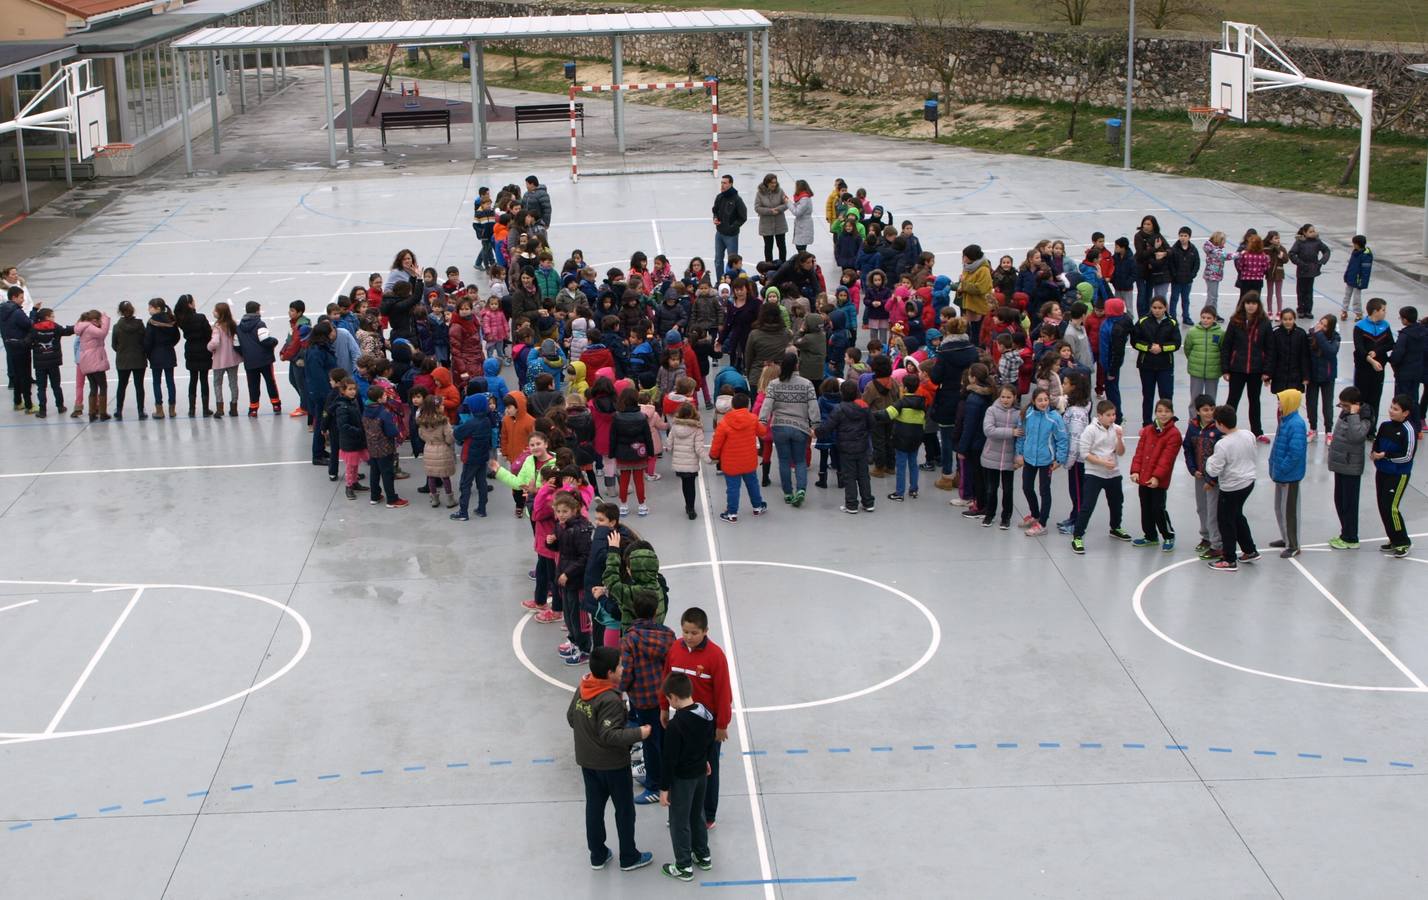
[1353,318,1394,384]
[76,314,111,375]
[448,311,485,385]
[712,186,747,237]
[1266,323,1312,389]
[1289,235,1331,279]
[611,407,654,463]
[1183,320,1224,380]
[142,312,180,369]
[236,313,278,370]
[333,392,367,452]
[744,319,793,376]
[432,366,460,421]
[1220,313,1272,375]
[482,357,510,408]
[1181,417,1221,477]
[1098,297,1132,372]
[1131,416,1181,488]
[26,319,74,369]
[1132,312,1179,371]
[1309,327,1340,385]
[176,309,213,370]
[1390,321,1428,384]
[111,315,147,370]
[1326,406,1373,475]
[1269,390,1307,482]
[929,334,977,425]
[1168,240,1201,283]
[602,545,668,628]
[499,391,535,462]
[566,674,642,771]
[418,416,457,478]
[303,339,337,410]
[879,393,929,453]
[1343,246,1373,289]
[1016,406,1069,468]
[668,414,706,474]
[207,321,241,370]
[362,403,399,458]
[753,179,789,236]
[710,406,761,475]
[981,400,1020,471]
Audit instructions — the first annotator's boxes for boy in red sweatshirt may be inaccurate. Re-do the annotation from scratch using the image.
[660,606,732,830]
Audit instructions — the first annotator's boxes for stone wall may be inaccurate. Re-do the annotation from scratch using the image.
[287,0,1428,135]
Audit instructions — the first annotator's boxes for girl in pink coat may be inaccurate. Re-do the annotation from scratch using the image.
[74,310,111,421]
[206,301,243,417]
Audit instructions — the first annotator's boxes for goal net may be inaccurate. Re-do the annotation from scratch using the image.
[568,79,719,181]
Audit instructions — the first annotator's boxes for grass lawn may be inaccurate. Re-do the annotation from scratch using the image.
[360,51,1427,207]
[624,0,1422,43]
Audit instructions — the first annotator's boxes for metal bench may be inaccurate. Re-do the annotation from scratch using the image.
[379,108,451,147]
[514,103,584,140]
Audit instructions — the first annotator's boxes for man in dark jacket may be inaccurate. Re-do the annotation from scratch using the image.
[711,175,748,280]
[567,646,653,872]
[236,300,281,416]
[1,286,34,411]
[523,175,552,226]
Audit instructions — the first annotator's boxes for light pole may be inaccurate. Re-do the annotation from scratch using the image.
[1410,64,1428,257]
[1124,0,1135,170]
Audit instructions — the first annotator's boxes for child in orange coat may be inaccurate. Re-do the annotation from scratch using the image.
[709,393,767,523]
[432,366,461,423]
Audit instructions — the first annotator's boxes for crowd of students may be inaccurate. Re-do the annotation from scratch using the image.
[2,175,1421,878]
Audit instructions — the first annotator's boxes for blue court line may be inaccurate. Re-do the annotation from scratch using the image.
[1299,753,1323,760]
[870,747,893,753]
[403,765,426,772]
[954,743,976,750]
[785,749,808,755]
[1209,747,1233,754]
[996,742,1018,749]
[1039,742,1061,749]
[1166,744,1189,751]
[142,797,165,805]
[186,791,207,798]
[1109,172,1210,234]
[359,770,384,776]
[446,762,469,769]
[912,745,934,751]
[742,750,767,756]
[1254,750,1278,757]
[531,758,555,765]
[1123,743,1146,749]
[827,748,850,754]
[702,876,858,887]
[54,203,190,309]
[489,760,512,766]
[98,805,121,813]
[1344,757,1368,764]
[1391,762,1415,768]
[274,779,297,785]
[317,774,341,781]
[9,823,32,831]
[1081,743,1103,749]
[53,813,77,821]
[230,785,253,792]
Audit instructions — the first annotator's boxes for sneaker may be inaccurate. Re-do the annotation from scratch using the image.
[521,599,545,610]
[1239,551,1262,563]
[563,652,589,666]
[637,504,649,517]
[686,509,697,520]
[792,489,805,507]
[1328,537,1358,550]
[784,493,794,504]
[887,492,905,502]
[1379,543,1398,553]
[1198,547,1222,560]
[980,517,994,528]
[705,821,717,831]
[694,854,712,871]
[1071,537,1085,555]
[1307,429,1317,442]
[345,487,357,500]
[535,609,562,624]
[998,520,1011,530]
[960,508,983,519]
[949,497,971,507]
[1325,434,1334,445]
[662,863,694,882]
[918,462,936,471]
[634,789,660,805]
[557,641,575,654]
[1108,528,1132,541]
[1208,559,1238,572]
[840,505,859,514]
[618,504,629,516]
[1279,547,1301,558]
[1056,520,1075,535]
[1162,538,1176,552]
[592,848,614,870]
[1020,514,1037,528]
[752,503,768,516]
[719,511,738,524]
[1132,537,1157,548]
[1391,545,1411,558]
[620,852,654,872]
[450,511,469,521]
[909,490,918,499]
[386,499,409,509]
[1268,539,1287,549]
[1194,540,1211,553]
[369,495,383,505]
[1025,523,1046,536]
[861,503,875,513]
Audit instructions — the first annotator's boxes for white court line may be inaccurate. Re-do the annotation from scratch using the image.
[694,478,776,898]
[650,219,663,257]
[331,271,359,304]
[233,287,251,295]
[0,598,39,614]
[268,277,296,284]
[0,460,311,479]
[95,271,354,278]
[1288,557,1428,690]
[143,227,453,246]
[44,587,144,734]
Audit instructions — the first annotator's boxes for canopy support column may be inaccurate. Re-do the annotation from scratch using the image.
[11,77,29,213]
[745,32,754,132]
[469,40,484,160]
[178,48,193,176]
[760,29,770,149]
[612,35,624,154]
[322,46,336,168]
[342,46,353,150]
[209,51,221,155]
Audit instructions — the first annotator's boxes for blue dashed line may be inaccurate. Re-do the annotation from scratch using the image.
[489,760,512,766]
[403,766,426,772]
[996,743,1018,749]
[274,779,297,786]
[785,749,808,755]
[1080,743,1103,749]
[1209,747,1232,754]
[8,823,32,831]
[359,770,383,776]
[531,758,555,765]
[1039,742,1061,749]
[317,774,341,781]
[142,797,165,805]
[954,743,976,750]
[1123,743,1146,749]
[1166,744,1188,751]
[870,747,893,753]
[1298,753,1323,760]
[98,805,121,814]
[912,745,934,751]
[1344,757,1368,764]
[186,791,207,798]
[446,762,469,769]
[54,813,77,821]
[742,750,767,757]
[230,785,253,792]
[828,748,850,754]
[1391,762,1415,769]
[1254,750,1277,757]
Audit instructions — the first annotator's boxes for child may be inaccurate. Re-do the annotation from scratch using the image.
[362,384,407,508]
[668,402,705,520]
[657,346,687,400]
[1303,313,1341,443]
[1353,297,1393,418]
[611,387,655,516]
[550,490,594,665]
[1390,307,1427,424]
[1371,394,1418,557]
[1289,223,1331,318]
[1202,231,1230,317]
[480,296,508,365]
[1266,389,1308,558]
[451,380,498,519]
[1341,234,1372,321]
[819,379,875,513]
[863,269,891,345]
[658,671,717,882]
[1057,371,1093,533]
[473,193,496,268]
[879,372,929,501]
[979,384,1021,529]
[619,589,676,804]
[24,307,74,418]
[1070,400,1131,554]
[1205,405,1260,571]
[1015,385,1069,536]
[333,379,367,499]
[1322,387,1371,549]
[1183,306,1223,415]
[1168,226,1200,324]
[236,300,281,417]
[1131,296,1178,427]
[1129,398,1180,550]
[416,394,457,508]
[639,388,668,481]
[813,377,841,489]
[143,298,180,419]
[660,607,733,831]
[1266,309,1311,394]
[1181,396,1222,559]
[709,392,767,522]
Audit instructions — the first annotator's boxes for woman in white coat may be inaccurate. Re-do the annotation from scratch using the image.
[790,179,816,255]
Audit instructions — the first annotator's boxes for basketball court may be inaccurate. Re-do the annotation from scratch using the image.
[2,19,1427,900]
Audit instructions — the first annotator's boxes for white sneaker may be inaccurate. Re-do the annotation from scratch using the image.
[637,504,649,516]
[949,497,970,507]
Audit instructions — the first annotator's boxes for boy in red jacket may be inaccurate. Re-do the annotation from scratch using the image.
[660,606,732,830]
[709,392,767,523]
[1129,398,1181,550]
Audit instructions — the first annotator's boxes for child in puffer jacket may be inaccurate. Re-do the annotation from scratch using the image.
[1129,398,1181,550]
[667,402,706,519]
[979,383,1021,529]
[1013,386,1068,535]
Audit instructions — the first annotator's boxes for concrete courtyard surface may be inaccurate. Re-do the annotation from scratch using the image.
[2,66,1427,899]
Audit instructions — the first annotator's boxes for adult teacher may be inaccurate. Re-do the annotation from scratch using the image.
[711,175,747,281]
[758,351,820,506]
[754,173,790,265]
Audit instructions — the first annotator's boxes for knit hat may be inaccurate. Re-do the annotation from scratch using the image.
[718,283,732,296]
[763,286,781,302]
[562,273,579,286]
[665,329,684,346]
[540,338,560,360]
[925,328,942,342]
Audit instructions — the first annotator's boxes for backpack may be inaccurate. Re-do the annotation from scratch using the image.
[279,326,306,362]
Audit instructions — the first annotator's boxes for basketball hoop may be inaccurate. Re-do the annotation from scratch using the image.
[1187,106,1228,132]
[94,142,134,176]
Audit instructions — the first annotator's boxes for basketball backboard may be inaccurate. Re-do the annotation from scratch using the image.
[1209,48,1249,122]
[74,87,108,160]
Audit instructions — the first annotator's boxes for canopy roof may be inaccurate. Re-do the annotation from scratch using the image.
[172,9,770,51]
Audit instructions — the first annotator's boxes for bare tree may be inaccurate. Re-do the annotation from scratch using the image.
[1063,32,1122,140]
[904,0,983,120]
[777,18,824,104]
[1137,0,1217,30]
[1043,0,1099,27]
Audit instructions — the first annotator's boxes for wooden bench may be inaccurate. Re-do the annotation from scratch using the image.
[379,108,451,147]
[514,103,584,140]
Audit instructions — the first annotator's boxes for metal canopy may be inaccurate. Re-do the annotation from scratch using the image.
[173,9,770,50]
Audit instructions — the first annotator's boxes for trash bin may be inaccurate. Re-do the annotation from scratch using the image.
[406,47,420,65]
[1105,118,1123,146]
[923,97,939,122]
[461,52,470,69]
[563,61,577,81]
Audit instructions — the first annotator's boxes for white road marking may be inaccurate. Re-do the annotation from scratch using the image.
[0,599,39,614]
[44,587,145,734]
[0,460,312,479]
[1289,557,1427,690]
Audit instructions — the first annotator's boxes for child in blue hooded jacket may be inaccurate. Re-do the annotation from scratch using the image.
[452,378,499,520]
[1269,388,1308,557]
[1014,386,1069,535]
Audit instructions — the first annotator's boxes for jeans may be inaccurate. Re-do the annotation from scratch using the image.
[368,454,398,502]
[939,424,957,475]
[839,451,873,508]
[476,238,495,268]
[669,775,710,869]
[723,470,764,514]
[894,448,919,495]
[563,586,589,653]
[312,421,328,462]
[1138,366,1173,426]
[1333,472,1360,543]
[1105,370,1123,423]
[1135,278,1151,319]
[1376,472,1410,548]
[1074,474,1124,538]
[581,766,641,868]
[1169,281,1193,324]
[457,458,490,515]
[1225,372,1264,436]
[629,706,663,789]
[1021,463,1052,525]
[1217,483,1256,561]
[148,365,176,407]
[713,231,739,280]
[773,425,810,495]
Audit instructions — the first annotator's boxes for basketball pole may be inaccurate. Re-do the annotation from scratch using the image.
[1123,0,1134,170]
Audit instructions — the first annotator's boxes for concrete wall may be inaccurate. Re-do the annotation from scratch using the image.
[5,0,72,40]
[287,0,1428,136]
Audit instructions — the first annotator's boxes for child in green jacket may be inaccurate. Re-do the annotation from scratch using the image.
[1183,306,1223,416]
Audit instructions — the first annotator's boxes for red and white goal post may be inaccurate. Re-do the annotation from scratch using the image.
[568,79,719,182]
